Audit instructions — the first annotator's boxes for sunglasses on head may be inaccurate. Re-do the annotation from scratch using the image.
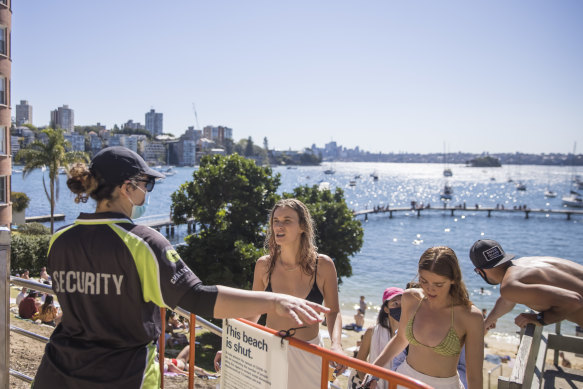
[136,177,156,192]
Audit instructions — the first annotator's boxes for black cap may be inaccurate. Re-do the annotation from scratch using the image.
[89,146,165,185]
[470,239,515,269]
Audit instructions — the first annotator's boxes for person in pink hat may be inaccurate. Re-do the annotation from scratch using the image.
[348,287,406,389]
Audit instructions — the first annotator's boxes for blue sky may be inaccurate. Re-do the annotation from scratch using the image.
[10,1,583,154]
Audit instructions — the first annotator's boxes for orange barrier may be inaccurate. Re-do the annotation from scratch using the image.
[158,310,432,389]
[158,310,199,389]
[239,318,432,389]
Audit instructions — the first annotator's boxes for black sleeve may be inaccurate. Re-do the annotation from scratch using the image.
[177,283,219,318]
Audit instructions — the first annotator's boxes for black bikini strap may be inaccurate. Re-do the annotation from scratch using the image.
[314,256,319,282]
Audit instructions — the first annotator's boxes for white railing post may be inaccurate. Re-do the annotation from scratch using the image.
[0,226,11,388]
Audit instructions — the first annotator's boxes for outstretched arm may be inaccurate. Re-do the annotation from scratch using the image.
[213,285,329,326]
[484,296,516,332]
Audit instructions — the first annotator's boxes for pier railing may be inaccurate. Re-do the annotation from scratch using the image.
[354,206,583,220]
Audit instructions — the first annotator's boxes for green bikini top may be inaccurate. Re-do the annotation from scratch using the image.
[405,297,462,357]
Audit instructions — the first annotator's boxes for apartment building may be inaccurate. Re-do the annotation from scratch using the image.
[50,104,74,132]
[145,109,163,136]
[0,0,11,225]
[15,100,32,125]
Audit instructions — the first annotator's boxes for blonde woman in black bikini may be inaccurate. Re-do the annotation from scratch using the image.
[367,247,484,389]
[251,199,344,388]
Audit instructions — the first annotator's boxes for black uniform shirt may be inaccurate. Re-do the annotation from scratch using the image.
[34,212,216,389]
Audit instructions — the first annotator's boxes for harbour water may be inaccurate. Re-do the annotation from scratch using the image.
[12,162,583,338]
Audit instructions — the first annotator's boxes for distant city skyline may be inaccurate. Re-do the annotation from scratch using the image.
[10,1,583,154]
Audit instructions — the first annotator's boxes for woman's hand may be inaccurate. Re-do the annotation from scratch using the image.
[273,293,330,326]
[358,374,378,388]
[484,317,497,333]
[214,350,222,372]
[329,344,347,375]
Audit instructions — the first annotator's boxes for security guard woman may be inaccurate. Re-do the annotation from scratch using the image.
[32,146,328,389]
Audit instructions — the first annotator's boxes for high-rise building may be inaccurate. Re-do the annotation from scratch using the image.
[15,100,32,126]
[145,109,163,136]
[0,0,12,226]
[123,120,144,131]
[203,125,232,144]
[50,104,75,132]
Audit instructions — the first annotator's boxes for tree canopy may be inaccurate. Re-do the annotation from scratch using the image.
[15,128,89,232]
[171,154,363,289]
[171,154,280,288]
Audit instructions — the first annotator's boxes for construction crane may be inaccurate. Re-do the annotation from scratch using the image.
[192,103,200,130]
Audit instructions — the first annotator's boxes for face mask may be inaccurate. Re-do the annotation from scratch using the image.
[477,269,498,286]
[389,307,401,322]
[128,186,148,219]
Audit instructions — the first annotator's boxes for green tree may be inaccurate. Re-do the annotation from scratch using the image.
[15,128,89,233]
[171,154,281,287]
[223,138,235,155]
[10,192,30,212]
[244,136,254,157]
[11,223,51,273]
[283,185,364,282]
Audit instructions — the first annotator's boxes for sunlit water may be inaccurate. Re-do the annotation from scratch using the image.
[12,162,583,337]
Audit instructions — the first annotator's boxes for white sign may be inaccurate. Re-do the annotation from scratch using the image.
[220,319,288,389]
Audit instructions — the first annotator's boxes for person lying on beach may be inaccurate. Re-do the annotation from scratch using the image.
[470,239,583,330]
[164,345,218,379]
[364,246,484,389]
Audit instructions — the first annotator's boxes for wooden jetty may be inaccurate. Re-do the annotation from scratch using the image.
[135,214,195,236]
[23,214,194,237]
[25,214,65,223]
[353,206,583,220]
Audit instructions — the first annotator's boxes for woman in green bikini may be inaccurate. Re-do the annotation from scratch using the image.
[366,246,484,389]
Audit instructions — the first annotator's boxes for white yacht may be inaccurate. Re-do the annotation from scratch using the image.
[562,191,583,208]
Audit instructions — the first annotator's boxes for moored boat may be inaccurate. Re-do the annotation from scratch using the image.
[562,191,583,208]
[544,189,557,198]
[440,184,453,200]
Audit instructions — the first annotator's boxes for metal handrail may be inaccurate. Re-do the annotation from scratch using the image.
[487,363,502,388]
[10,326,49,343]
[9,277,53,294]
[9,369,33,384]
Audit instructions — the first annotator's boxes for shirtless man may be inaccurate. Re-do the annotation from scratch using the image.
[470,239,583,330]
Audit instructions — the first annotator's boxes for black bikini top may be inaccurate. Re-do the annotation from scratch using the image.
[265,256,324,305]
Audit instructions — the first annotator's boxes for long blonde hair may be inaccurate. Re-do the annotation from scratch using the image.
[418,246,472,308]
[265,199,318,276]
